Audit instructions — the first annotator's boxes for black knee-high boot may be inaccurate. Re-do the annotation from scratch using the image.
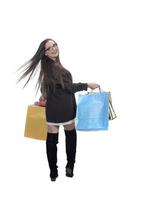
[65,128,77,177]
[46,132,59,181]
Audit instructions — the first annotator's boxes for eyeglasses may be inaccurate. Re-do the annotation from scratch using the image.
[45,43,58,51]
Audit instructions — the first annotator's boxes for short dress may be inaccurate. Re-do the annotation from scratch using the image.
[41,70,88,126]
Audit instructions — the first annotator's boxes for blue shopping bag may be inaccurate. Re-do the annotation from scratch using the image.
[75,92,109,131]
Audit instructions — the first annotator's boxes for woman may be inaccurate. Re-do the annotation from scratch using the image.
[17,38,99,181]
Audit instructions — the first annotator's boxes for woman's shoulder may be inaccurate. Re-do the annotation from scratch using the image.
[61,68,71,76]
[62,68,73,82]
[62,68,71,74]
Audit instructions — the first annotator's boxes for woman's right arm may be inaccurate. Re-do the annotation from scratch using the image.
[64,82,88,93]
[63,72,99,93]
[64,82,100,93]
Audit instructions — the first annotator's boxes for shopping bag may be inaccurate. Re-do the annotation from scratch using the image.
[24,105,47,140]
[75,92,109,131]
[108,92,117,120]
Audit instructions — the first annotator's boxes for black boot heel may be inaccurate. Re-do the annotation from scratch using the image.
[66,167,74,177]
[51,174,58,181]
[51,178,56,181]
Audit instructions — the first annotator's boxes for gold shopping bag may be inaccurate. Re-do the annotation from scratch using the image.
[24,105,47,140]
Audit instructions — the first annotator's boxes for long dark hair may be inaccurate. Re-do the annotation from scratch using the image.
[17,38,71,97]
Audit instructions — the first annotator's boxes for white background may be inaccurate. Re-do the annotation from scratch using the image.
[0,0,145,199]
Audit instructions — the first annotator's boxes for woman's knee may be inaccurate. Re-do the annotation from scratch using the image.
[63,123,75,131]
[47,125,59,133]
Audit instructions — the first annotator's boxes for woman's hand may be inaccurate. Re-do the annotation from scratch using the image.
[34,95,46,107]
[87,82,100,90]
[39,95,46,101]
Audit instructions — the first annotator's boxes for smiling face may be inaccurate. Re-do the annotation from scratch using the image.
[45,40,59,60]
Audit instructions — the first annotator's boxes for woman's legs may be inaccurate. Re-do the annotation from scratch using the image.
[47,125,59,133]
[63,122,77,177]
[46,125,59,181]
[63,123,75,131]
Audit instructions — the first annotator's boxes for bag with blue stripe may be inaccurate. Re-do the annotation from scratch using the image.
[75,88,109,131]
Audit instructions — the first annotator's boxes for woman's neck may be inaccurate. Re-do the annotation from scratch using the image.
[50,57,57,61]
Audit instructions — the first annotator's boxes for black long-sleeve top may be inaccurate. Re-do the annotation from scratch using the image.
[41,70,88,123]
